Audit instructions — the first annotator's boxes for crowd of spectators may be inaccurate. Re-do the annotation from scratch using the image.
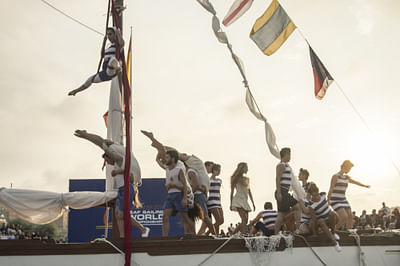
[0,223,51,240]
[352,202,399,230]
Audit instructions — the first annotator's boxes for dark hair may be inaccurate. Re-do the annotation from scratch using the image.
[212,164,221,173]
[280,147,291,158]
[205,161,214,167]
[166,150,179,163]
[264,202,273,210]
[300,168,309,179]
[106,27,115,33]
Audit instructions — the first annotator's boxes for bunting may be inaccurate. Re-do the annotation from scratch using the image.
[250,0,296,56]
[309,46,333,99]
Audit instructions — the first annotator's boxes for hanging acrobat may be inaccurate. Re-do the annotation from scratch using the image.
[68,26,124,96]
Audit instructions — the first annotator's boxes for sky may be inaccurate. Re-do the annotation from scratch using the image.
[1,0,399,229]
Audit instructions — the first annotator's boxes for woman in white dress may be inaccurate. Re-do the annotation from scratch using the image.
[230,162,256,234]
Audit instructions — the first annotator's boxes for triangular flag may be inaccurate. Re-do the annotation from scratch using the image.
[309,46,334,99]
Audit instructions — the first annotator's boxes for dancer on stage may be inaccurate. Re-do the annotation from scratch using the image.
[328,160,370,230]
[230,162,256,234]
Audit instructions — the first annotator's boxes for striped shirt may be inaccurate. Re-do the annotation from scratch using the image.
[207,179,222,209]
[330,173,348,200]
[104,44,116,61]
[261,210,277,229]
[310,193,331,220]
[279,163,292,190]
[300,199,312,224]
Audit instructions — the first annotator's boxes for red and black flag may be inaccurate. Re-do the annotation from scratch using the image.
[309,46,333,100]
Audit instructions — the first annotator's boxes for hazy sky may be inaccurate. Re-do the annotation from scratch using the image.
[1,0,399,227]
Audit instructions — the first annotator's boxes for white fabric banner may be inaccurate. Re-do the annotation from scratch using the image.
[0,188,117,225]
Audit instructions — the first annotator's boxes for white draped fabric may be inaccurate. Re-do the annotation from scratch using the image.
[106,77,123,191]
[0,188,117,225]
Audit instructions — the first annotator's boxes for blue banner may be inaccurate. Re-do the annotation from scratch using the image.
[68,178,184,243]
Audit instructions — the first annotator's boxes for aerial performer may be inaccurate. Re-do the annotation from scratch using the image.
[73,129,149,237]
[328,160,370,230]
[68,27,124,96]
[230,162,256,235]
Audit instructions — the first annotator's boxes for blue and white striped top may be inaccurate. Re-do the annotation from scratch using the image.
[104,44,116,61]
[279,163,292,190]
[262,210,277,228]
[330,173,348,200]
[310,193,331,220]
[300,199,312,224]
[207,179,222,209]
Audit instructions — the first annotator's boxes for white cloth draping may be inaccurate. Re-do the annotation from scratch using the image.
[0,188,117,225]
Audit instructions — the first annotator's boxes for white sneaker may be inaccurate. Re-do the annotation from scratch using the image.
[333,233,340,241]
[142,227,150,238]
[334,242,342,252]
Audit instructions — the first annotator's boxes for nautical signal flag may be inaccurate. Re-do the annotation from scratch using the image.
[309,46,334,100]
[223,0,254,27]
[250,0,296,56]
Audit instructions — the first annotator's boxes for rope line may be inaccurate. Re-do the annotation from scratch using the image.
[280,0,400,177]
[294,234,327,266]
[40,0,103,36]
[197,234,235,266]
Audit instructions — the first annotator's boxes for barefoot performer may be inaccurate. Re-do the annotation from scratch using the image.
[73,129,149,237]
[68,27,124,96]
[328,160,370,230]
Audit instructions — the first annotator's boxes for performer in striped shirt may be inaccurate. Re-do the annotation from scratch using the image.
[198,163,224,235]
[274,147,299,234]
[299,183,341,252]
[328,160,370,230]
[250,202,277,236]
[68,27,124,96]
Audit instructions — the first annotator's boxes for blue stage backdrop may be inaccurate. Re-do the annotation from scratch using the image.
[68,178,184,243]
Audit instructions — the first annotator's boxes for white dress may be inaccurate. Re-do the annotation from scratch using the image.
[231,177,251,212]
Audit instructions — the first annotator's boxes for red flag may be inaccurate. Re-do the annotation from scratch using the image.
[223,0,254,27]
[309,46,333,99]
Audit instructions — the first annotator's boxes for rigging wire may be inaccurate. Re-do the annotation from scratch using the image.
[40,0,104,36]
[282,1,400,176]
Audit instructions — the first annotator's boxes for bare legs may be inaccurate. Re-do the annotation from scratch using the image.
[68,74,102,96]
[162,208,174,237]
[232,208,248,234]
[274,211,287,234]
[115,208,146,237]
[335,208,350,230]
[74,129,107,150]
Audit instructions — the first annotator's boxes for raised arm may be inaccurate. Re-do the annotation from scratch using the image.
[348,176,370,188]
[327,175,338,202]
[74,130,108,150]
